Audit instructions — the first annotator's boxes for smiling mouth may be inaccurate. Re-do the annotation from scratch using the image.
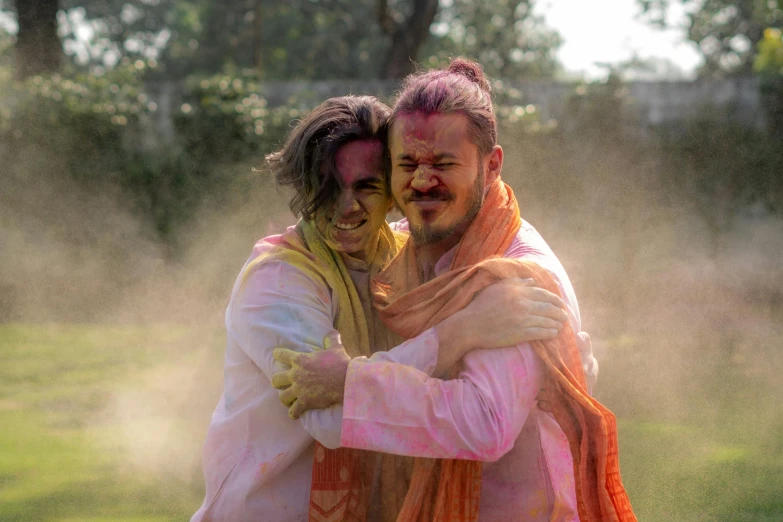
[333,219,367,231]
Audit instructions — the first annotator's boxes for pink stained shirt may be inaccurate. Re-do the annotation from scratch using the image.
[340,219,592,522]
[190,228,442,522]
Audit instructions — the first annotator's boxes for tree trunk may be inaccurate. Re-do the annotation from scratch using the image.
[252,0,263,72]
[378,0,439,79]
[14,0,61,81]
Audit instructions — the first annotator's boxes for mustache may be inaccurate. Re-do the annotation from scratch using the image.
[404,189,454,203]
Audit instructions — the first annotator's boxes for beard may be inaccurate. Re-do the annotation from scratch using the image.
[406,166,485,246]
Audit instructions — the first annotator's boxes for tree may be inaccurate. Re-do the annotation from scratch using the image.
[420,0,562,79]
[49,0,390,80]
[379,0,439,78]
[639,0,783,76]
[2,0,562,81]
[54,0,202,77]
[13,0,61,80]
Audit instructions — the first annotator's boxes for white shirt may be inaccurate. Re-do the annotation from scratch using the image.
[191,221,598,521]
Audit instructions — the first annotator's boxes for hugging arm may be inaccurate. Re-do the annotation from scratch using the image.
[272,277,571,420]
[232,262,454,448]
[229,261,345,448]
[340,342,542,461]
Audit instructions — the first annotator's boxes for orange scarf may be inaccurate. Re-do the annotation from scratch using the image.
[370,179,637,522]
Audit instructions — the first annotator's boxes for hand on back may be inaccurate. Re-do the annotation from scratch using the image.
[465,277,568,348]
[434,278,568,375]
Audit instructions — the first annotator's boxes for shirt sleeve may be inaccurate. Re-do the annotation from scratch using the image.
[388,218,410,232]
[228,261,344,448]
[505,236,599,396]
[228,261,440,449]
[301,329,439,448]
[341,340,543,462]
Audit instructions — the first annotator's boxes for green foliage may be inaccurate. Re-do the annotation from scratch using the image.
[175,68,323,161]
[422,0,562,79]
[754,27,783,75]
[0,62,147,189]
[11,0,390,80]
[1,0,564,81]
[640,0,783,76]
[10,62,148,128]
[0,53,550,246]
[0,63,324,244]
[0,61,176,236]
[754,28,783,138]
[492,80,543,128]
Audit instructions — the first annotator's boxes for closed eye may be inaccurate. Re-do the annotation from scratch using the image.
[355,180,384,191]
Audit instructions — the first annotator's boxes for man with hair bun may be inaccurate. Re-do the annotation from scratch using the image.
[274,59,636,521]
[190,95,573,522]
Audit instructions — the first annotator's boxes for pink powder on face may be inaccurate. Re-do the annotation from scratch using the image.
[392,111,472,165]
[317,139,391,261]
[334,140,384,188]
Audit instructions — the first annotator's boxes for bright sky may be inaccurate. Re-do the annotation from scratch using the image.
[537,0,703,79]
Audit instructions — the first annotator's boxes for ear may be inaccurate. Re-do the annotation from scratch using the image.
[485,145,503,185]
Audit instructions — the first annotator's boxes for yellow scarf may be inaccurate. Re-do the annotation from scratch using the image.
[241,219,406,521]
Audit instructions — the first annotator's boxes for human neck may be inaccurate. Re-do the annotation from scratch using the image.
[414,231,464,282]
[339,231,380,269]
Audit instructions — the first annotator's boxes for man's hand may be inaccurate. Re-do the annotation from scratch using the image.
[270,333,350,420]
[434,278,568,375]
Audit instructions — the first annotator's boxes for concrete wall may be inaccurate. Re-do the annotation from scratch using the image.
[249,76,765,130]
[624,77,763,129]
[3,76,763,146]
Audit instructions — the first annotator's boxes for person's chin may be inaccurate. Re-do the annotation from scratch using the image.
[409,202,449,224]
[334,234,369,254]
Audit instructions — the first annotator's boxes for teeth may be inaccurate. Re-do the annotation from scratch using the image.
[334,221,364,231]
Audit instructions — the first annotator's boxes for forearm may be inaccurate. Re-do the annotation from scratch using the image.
[341,345,541,461]
[364,327,440,375]
[359,318,474,379]
[432,308,476,377]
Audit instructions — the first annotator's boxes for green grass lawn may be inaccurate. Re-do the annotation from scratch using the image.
[0,324,213,522]
[1,324,781,521]
[618,419,783,521]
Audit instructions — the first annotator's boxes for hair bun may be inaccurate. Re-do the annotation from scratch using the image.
[448,58,491,93]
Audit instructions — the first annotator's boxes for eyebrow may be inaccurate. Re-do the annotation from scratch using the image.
[396,152,458,161]
[353,175,384,185]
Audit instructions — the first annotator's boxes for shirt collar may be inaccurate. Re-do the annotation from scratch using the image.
[433,243,460,277]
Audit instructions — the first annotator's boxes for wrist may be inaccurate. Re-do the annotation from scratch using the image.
[434,311,474,373]
[449,308,478,353]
